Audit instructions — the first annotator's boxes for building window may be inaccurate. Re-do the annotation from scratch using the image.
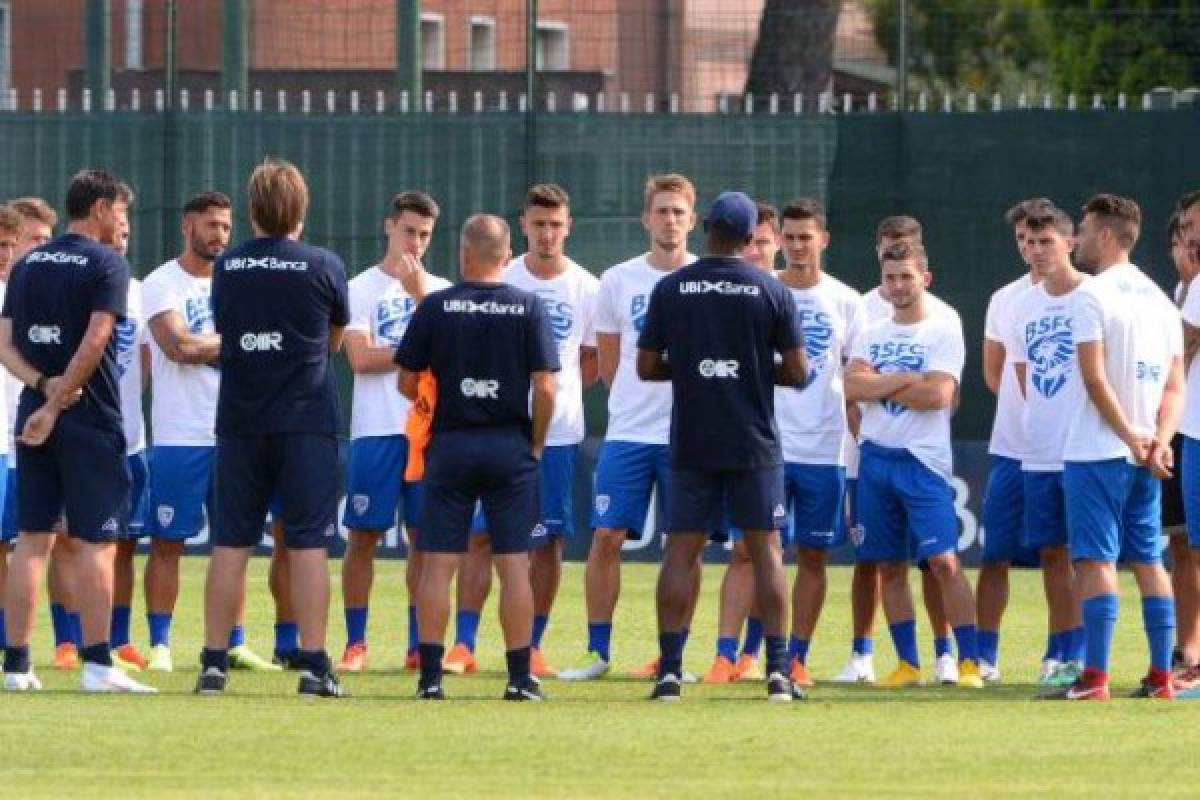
[420,13,444,70]
[468,16,495,71]
[536,22,568,71]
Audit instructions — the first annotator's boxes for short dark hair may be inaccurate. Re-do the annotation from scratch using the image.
[879,240,928,269]
[1177,190,1200,213]
[756,202,780,232]
[781,198,827,230]
[1168,211,1183,246]
[389,190,439,220]
[65,168,121,221]
[1004,197,1054,227]
[524,183,570,211]
[115,182,135,207]
[1024,205,1074,237]
[1083,193,1141,250]
[876,215,921,244]
[183,191,232,216]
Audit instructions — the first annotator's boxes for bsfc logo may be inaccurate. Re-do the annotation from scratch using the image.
[157,505,175,528]
[240,331,283,352]
[27,325,61,344]
[594,494,611,515]
[460,378,500,399]
[352,494,370,515]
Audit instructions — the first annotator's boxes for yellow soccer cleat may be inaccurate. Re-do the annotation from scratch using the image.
[957,659,985,689]
[879,661,923,688]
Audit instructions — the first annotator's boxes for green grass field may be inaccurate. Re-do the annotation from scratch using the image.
[4,557,1198,798]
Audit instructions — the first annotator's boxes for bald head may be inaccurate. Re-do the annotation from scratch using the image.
[460,213,512,281]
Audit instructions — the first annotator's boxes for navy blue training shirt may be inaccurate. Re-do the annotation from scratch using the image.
[212,236,349,436]
[637,256,803,470]
[1,232,130,433]
[396,282,560,436]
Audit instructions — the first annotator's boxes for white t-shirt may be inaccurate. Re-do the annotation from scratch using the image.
[1008,280,1088,471]
[141,259,219,446]
[505,255,600,447]
[346,265,452,440]
[984,273,1035,459]
[1175,279,1200,439]
[775,274,864,465]
[1063,263,1183,462]
[116,279,147,455]
[594,253,695,445]
[851,312,965,483]
[862,285,956,323]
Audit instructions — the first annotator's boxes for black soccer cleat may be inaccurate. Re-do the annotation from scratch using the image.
[503,679,546,702]
[297,670,349,698]
[650,673,682,703]
[767,671,801,703]
[416,682,446,700]
[194,667,228,695]
[273,650,304,671]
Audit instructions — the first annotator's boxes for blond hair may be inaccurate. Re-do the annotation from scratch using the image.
[249,158,308,237]
[643,173,695,212]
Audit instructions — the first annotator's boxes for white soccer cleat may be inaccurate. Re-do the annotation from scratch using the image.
[558,652,611,681]
[935,653,959,685]
[830,654,876,684]
[146,644,173,673]
[980,660,1002,684]
[3,670,43,691]
[1036,658,1058,685]
[82,663,158,693]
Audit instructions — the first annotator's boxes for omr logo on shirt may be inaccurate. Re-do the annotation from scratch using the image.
[698,359,739,379]
[240,331,283,352]
[27,325,61,344]
[460,378,500,398]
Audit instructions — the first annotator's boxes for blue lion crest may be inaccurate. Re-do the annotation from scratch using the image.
[871,345,925,416]
[115,318,138,378]
[800,320,833,389]
[1029,329,1074,398]
[535,290,573,344]
[631,293,649,333]
[375,296,416,346]
[184,295,213,334]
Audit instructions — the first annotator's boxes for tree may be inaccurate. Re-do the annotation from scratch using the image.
[744,0,841,111]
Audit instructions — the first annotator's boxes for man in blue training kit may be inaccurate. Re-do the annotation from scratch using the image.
[0,168,154,693]
[637,191,808,702]
[397,213,559,701]
[196,159,349,698]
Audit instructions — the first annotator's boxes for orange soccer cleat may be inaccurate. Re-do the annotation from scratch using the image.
[113,643,149,671]
[789,659,815,688]
[404,649,420,671]
[629,656,660,680]
[734,654,763,682]
[702,655,738,684]
[530,647,557,679]
[336,642,368,673]
[54,642,80,671]
[443,643,478,675]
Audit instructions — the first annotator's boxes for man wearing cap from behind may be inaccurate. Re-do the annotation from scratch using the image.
[637,191,808,702]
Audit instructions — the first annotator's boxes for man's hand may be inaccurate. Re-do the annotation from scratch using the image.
[43,376,83,410]
[1147,439,1175,480]
[397,253,429,302]
[19,405,60,446]
[532,443,545,461]
[1125,432,1155,466]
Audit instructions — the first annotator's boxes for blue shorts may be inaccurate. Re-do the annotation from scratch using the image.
[1022,470,1067,551]
[16,413,129,543]
[1183,436,1200,548]
[1064,459,1162,564]
[982,455,1026,563]
[420,428,539,555]
[214,433,338,550]
[342,435,423,532]
[591,441,670,536]
[146,445,215,541]
[1,465,14,543]
[668,465,787,534]
[855,442,958,563]
[124,450,149,540]
[729,463,846,549]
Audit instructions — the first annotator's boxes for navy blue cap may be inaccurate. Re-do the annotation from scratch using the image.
[703,191,757,240]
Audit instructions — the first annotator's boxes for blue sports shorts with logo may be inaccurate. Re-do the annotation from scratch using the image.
[146,445,215,541]
[342,434,423,532]
[854,441,958,563]
[590,440,670,536]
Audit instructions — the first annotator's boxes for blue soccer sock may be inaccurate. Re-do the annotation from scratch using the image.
[1066,625,1086,663]
[789,635,811,665]
[274,622,299,656]
[532,614,550,649]
[953,625,979,663]
[716,636,739,663]
[852,636,873,657]
[741,617,764,657]
[68,612,82,647]
[228,624,245,649]
[1142,596,1176,674]
[888,620,919,668]
[455,609,481,652]
[934,635,953,660]
[345,607,368,647]
[50,603,71,646]
[1043,632,1058,662]
[659,632,684,677]
[110,605,131,648]
[406,605,419,654]
[147,612,172,647]
[1082,594,1119,676]
[587,622,612,662]
[977,629,999,665]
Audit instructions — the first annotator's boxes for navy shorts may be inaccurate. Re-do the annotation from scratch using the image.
[213,433,338,550]
[1,463,13,543]
[667,465,786,534]
[1163,433,1186,531]
[16,413,130,543]
[420,428,539,556]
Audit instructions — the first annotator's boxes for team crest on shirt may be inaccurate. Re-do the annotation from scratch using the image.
[531,523,548,540]
[184,295,213,334]
[594,494,611,515]
[374,295,417,346]
[797,309,834,389]
[114,318,138,377]
[1025,315,1075,398]
[156,505,175,529]
[869,340,926,416]
[351,494,370,516]
[630,294,649,333]
[535,290,574,344]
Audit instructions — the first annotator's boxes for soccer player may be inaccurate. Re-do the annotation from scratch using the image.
[397,213,559,701]
[0,168,154,692]
[845,240,984,689]
[197,159,348,697]
[976,198,1049,683]
[638,190,807,702]
[558,174,700,682]
[0,205,16,656]
[834,215,959,685]
[1047,194,1183,701]
[338,190,450,673]
[1007,204,1087,689]
[446,184,598,678]
[141,192,278,673]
